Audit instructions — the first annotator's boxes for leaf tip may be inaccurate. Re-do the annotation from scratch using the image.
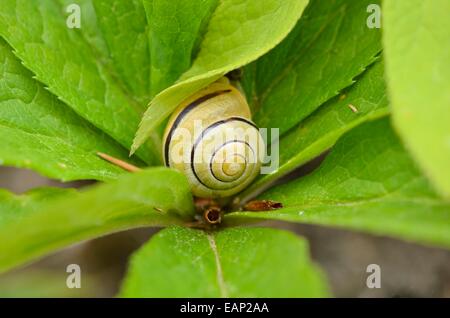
[129,145,137,157]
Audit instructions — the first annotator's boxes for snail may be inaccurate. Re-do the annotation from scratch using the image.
[162,77,264,198]
[97,75,281,225]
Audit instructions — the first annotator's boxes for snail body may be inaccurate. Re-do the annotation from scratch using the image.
[163,77,264,198]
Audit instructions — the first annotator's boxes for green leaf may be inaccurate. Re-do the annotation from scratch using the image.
[383,0,450,199]
[226,119,450,248]
[120,226,329,297]
[144,0,219,97]
[0,38,138,182]
[91,0,151,104]
[131,0,309,153]
[0,187,71,226]
[246,0,382,135]
[237,61,389,202]
[0,0,159,164]
[0,168,195,273]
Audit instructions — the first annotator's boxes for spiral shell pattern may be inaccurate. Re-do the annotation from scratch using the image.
[163,78,264,198]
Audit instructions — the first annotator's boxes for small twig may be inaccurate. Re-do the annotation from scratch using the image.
[203,207,223,225]
[97,152,141,172]
[243,200,283,212]
[153,207,164,213]
[348,104,359,113]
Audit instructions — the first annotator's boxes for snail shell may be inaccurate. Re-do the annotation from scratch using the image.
[163,77,264,198]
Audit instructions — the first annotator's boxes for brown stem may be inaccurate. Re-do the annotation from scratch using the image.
[97,152,141,172]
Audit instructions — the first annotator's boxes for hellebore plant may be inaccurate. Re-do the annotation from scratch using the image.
[0,0,449,297]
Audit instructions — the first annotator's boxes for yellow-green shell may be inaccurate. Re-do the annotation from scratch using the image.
[163,78,264,198]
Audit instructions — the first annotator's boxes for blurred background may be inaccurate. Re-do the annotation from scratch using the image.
[1,166,449,297]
